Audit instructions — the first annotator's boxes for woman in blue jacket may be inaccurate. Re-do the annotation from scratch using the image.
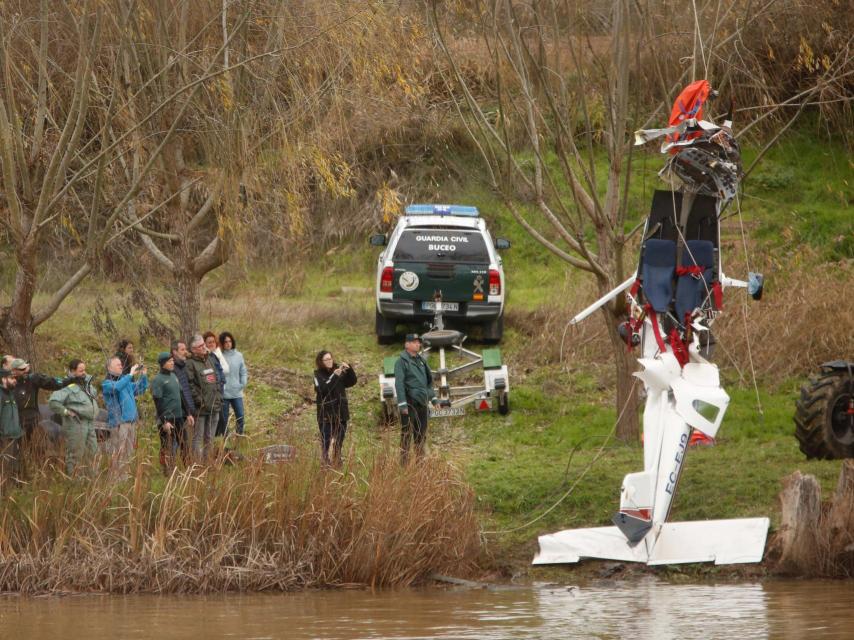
[219,331,248,436]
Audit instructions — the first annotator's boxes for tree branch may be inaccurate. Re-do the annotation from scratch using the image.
[192,236,226,278]
[32,262,92,328]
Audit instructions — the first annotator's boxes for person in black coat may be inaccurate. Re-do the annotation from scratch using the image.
[313,350,356,467]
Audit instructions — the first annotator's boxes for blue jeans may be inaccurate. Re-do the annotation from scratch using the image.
[221,397,245,436]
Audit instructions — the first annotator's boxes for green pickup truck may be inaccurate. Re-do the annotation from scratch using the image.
[371,205,510,344]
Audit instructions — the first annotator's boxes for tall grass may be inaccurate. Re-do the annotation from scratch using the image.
[0,451,481,594]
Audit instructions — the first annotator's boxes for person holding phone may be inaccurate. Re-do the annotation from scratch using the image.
[313,351,357,467]
[102,355,148,477]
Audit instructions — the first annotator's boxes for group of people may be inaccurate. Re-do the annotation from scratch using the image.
[0,331,248,483]
[0,329,440,485]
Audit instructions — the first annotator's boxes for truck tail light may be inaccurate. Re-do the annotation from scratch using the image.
[489,269,501,296]
[381,266,394,292]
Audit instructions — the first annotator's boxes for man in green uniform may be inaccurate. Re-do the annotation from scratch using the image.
[48,359,99,477]
[0,369,22,490]
[150,352,190,473]
[394,334,439,464]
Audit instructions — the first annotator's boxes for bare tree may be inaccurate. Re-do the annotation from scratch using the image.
[0,2,126,359]
[115,1,250,339]
[0,1,279,356]
[431,0,852,440]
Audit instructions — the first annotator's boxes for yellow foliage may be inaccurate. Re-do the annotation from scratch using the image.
[375,182,402,225]
[796,36,816,72]
[309,148,353,199]
[285,190,305,238]
[60,212,81,243]
[218,76,235,113]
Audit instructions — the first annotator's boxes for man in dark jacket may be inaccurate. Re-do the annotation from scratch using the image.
[151,352,190,474]
[170,340,196,433]
[10,358,72,465]
[393,334,439,464]
[0,369,22,490]
[185,334,223,463]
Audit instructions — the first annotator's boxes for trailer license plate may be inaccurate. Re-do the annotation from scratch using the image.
[422,301,459,311]
[430,406,465,418]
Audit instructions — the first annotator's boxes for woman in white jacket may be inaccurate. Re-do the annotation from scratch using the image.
[204,331,229,437]
[218,331,248,436]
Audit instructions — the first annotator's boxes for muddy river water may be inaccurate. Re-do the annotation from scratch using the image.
[3,578,853,639]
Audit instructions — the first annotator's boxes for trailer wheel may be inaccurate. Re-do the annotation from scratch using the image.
[380,401,397,426]
[498,393,510,415]
[794,368,853,460]
[376,310,397,345]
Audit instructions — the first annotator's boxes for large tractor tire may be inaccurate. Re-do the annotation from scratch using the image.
[794,364,854,460]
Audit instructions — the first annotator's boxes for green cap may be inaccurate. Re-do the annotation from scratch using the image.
[157,352,173,366]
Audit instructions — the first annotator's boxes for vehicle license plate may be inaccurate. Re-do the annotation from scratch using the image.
[430,405,465,418]
[422,301,459,311]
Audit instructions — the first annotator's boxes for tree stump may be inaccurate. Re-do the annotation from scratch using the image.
[826,460,854,571]
[778,471,822,574]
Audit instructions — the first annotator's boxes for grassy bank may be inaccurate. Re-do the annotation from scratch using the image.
[2,134,852,590]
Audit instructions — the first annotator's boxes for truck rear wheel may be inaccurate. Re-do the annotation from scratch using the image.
[794,367,854,460]
[482,314,504,344]
[375,309,397,345]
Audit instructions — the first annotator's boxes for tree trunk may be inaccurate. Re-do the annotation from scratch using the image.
[0,313,36,364]
[1,244,39,361]
[174,267,201,342]
[604,306,640,442]
[826,460,854,568]
[778,471,822,574]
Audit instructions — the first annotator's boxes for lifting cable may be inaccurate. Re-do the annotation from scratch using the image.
[734,190,764,415]
[481,377,639,536]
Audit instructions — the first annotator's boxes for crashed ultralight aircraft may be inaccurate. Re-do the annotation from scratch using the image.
[534,81,769,567]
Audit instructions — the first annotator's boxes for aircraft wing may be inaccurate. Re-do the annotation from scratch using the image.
[533,517,769,566]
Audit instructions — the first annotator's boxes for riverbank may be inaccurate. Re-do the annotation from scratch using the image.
[2,134,852,592]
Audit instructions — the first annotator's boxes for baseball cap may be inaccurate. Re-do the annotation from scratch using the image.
[10,358,28,370]
[404,333,422,342]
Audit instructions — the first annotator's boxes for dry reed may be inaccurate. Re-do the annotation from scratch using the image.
[0,451,481,594]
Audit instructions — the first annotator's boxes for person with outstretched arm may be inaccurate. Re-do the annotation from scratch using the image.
[9,358,72,467]
[102,356,148,478]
